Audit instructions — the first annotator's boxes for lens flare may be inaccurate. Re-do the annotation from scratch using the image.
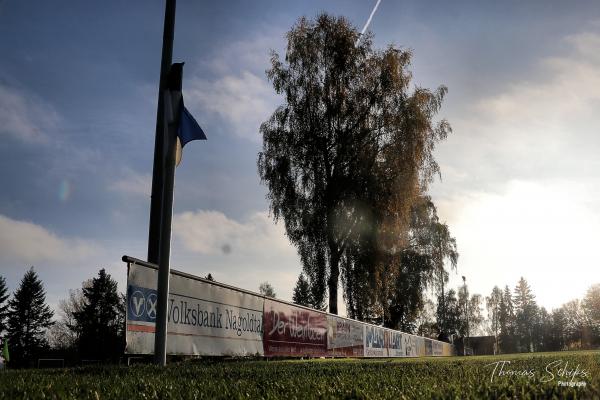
[58,180,71,202]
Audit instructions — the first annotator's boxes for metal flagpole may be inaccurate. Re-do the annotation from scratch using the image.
[154,63,183,366]
[148,0,176,265]
[148,0,177,366]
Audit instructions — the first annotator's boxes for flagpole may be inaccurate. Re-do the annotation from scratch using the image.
[148,0,176,266]
[148,0,177,366]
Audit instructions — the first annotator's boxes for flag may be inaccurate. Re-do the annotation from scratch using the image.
[175,99,206,166]
[2,340,9,363]
[165,62,206,166]
[178,102,206,146]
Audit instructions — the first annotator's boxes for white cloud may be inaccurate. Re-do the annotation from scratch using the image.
[170,209,304,304]
[173,209,293,257]
[108,168,151,197]
[184,30,284,141]
[432,29,600,215]
[201,33,284,75]
[0,83,60,143]
[186,71,278,142]
[0,215,128,316]
[0,214,98,266]
[435,30,600,194]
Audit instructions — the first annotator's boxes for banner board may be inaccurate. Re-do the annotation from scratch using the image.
[417,337,426,357]
[425,338,433,356]
[124,257,454,358]
[327,316,364,357]
[263,299,328,357]
[402,333,418,357]
[126,263,264,356]
[364,325,387,357]
[386,330,404,357]
[442,341,453,356]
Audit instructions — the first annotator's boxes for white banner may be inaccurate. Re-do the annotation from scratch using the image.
[327,316,364,357]
[124,259,453,358]
[126,263,264,356]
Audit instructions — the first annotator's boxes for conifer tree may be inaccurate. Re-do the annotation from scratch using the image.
[0,275,9,337]
[73,269,124,361]
[499,285,516,353]
[292,273,312,307]
[514,277,537,352]
[6,267,54,367]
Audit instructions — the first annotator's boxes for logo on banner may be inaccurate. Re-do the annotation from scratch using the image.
[147,293,157,319]
[128,285,157,322]
[130,290,146,317]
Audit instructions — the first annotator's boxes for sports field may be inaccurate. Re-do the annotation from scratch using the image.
[0,351,598,399]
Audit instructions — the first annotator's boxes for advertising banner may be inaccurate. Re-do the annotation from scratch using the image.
[386,329,404,357]
[124,257,454,358]
[416,336,426,357]
[126,263,264,356]
[327,316,364,357]
[263,299,327,357]
[364,325,387,357]
[442,342,453,356]
[424,338,433,356]
[401,333,418,357]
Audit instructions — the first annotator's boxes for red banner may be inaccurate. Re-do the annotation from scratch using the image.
[263,299,327,357]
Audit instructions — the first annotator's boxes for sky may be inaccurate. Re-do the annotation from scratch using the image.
[1,0,599,318]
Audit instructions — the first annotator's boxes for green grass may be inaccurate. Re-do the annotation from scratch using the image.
[1,351,599,399]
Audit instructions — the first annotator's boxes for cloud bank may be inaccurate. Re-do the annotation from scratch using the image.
[0,214,98,266]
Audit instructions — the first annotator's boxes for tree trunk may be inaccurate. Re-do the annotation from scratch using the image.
[439,272,445,332]
[328,249,340,315]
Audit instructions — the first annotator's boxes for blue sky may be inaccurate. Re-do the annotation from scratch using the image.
[1,0,599,317]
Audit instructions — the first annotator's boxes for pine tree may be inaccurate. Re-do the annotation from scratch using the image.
[292,273,312,307]
[514,277,537,352]
[499,285,516,353]
[6,267,54,367]
[73,269,124,361]
[0,275,9,337]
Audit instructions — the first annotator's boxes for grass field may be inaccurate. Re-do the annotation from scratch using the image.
[0,351,598,399]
